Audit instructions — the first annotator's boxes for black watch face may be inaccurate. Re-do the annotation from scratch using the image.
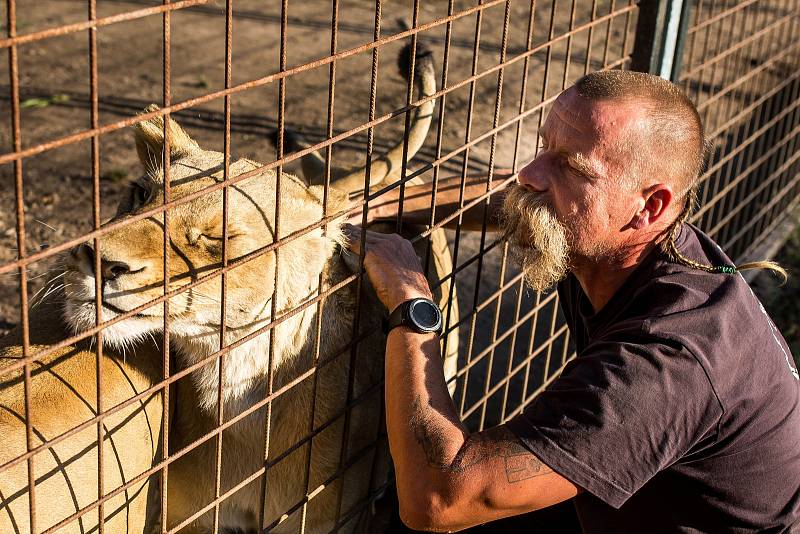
[409,299,441,332]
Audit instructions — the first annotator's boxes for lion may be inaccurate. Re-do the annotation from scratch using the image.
[1,42,458,534]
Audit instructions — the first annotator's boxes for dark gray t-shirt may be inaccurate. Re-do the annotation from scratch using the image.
[507,224,800,533]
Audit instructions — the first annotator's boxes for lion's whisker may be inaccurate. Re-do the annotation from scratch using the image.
[30,281,63,309]
[33,219,58,232]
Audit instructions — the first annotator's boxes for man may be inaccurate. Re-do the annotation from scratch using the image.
[343,70,800,532]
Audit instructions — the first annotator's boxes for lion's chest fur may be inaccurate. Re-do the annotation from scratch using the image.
[165,254,387,533]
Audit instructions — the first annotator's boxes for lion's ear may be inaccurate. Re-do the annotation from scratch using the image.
[134,104,200,172]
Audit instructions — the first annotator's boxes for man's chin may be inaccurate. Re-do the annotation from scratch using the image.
[508,245,569,293]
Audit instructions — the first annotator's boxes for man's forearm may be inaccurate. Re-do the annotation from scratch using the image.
[369,172,515,231]
[384,328,470,529]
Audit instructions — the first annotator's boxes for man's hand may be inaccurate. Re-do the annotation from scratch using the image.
[342,223,432,312]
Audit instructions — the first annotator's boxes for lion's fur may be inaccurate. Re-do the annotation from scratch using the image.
[0,43,456,534]
[0,298,163,534]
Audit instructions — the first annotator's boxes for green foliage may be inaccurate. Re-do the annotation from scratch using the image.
[20,94,70,108]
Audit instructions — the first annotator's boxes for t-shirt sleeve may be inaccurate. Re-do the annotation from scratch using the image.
[506,340,721,508]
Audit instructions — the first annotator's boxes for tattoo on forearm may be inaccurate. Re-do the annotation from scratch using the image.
[409,395,552,484]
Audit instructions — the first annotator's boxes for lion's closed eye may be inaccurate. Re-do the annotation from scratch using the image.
[195,233,243,257]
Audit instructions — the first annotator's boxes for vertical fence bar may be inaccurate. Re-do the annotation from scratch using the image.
[6,1,37,531]
[432,0,457,389]
[456,0,486,418]
[335,1,382,525]
[87,0,106,531]
[500,0,537,423]
[159,1,172,532]
[476,0,512,430]
[211,0,234,532]
[257,0,289,528]
[394,0,421,236]
[298,3,340,529]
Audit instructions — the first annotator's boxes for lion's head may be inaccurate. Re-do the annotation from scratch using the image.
[63,108,348,406]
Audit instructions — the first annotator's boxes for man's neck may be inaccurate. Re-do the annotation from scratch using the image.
[572,237,662,313]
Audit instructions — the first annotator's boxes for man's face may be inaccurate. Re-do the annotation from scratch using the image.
[500,87,645,291]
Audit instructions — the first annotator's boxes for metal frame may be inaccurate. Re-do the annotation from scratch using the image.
[2,0,798,532]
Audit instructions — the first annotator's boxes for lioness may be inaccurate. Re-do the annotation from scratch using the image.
[1,43,457,533]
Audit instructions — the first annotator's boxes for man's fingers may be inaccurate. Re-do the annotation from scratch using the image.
[342,223,389,254]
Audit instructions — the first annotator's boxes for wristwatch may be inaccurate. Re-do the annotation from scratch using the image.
[385,298,443,335]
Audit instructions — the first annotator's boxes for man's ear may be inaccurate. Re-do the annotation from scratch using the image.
[630,184,673,230]
[134,104,200,173]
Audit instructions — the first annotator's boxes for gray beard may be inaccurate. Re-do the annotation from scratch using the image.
[499,185,571,292]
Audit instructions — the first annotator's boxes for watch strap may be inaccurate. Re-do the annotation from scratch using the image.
[385,298,442,335]
[386,300,410,332]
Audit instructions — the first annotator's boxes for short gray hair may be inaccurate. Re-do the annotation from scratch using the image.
[574,70,709,199]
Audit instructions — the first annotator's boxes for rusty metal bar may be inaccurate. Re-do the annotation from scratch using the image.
[333,0,382,525]
[0,0,212,49]
[87,0,106,530]
[475,0,512,431]
[500,0,539,423]
[210,0,234,530]
[298,0,341,529]
[394,0,421,237]
[6,0,37,530]
[256,0,289,527]
[455,0,486,418]
[421,0,455,285]
[158,1,173,532]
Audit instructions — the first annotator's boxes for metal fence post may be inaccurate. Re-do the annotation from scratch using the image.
[631,0,690,79]
[631,0,669,73]
[667,0,692,81]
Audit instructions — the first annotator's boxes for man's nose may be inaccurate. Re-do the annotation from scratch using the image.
[73,244,132,282]
[517,157,549,192]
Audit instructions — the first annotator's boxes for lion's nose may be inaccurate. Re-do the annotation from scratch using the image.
[74,244,132,281]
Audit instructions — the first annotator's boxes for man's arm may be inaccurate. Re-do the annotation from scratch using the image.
[363,171,516,231]
[344,229,580,532]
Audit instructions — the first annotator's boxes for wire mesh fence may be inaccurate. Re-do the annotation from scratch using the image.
[0,1,797,533]
[678,0,800,262]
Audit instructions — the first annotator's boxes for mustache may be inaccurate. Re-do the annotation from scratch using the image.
[499,185,562,240]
